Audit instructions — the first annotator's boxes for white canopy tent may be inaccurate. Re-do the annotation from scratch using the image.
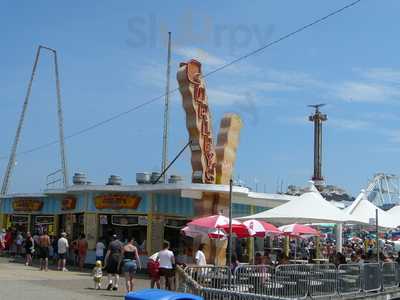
[344,190,398,229]
[240,182,363,225]
[387,205,400,221]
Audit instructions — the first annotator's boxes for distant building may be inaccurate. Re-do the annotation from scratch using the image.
[286,184,354,208]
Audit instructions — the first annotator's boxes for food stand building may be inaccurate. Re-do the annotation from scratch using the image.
[0,180,296,262]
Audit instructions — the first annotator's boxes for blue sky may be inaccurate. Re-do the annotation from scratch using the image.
[1,0,400,195]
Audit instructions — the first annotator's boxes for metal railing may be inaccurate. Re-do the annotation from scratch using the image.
[176,262,400,300]
[275,264,309,299]
[382,262,398,289]
[362,263,381,292]
[308,264,337,298]
[337,263,362,295]
[235,265,275,296]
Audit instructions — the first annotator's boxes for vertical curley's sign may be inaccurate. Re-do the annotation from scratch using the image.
[177,60,217,184]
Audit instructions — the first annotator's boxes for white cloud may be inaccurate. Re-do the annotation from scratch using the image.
[174,47,225,67]
[264,69,324,89]
[333,68,400,103]
[207,88,247,106]
[361,112,400,121]
[251,81,299,92]
[279,116,308,125]
[382,129,400,144]
[132,61,166,88]
[362,68,400,83]
[329,118,371,130]
[335,82,389,102]
[281,116,372,131]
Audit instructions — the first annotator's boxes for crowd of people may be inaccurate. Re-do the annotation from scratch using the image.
[3,225,399,293]
[0,227,182,292]
[231,235,400,270]
[0,228,89,270]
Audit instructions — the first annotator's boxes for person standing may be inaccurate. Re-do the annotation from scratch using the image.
[0,229,6,255]
[24,232,34,266]
[194,243,207,266]
[15,231,23,257]
[92,260,103,290]
[52,236,59,265]
[95,238,106,262]
[71,239,79,266]
[78,233,88,271]
[57,232,69,271]
[4,229,13,254]
[122,237,141,292]
[104,234,123,291]
[158,241,175,290]
[38,230,50,271]
[147,252,160,289]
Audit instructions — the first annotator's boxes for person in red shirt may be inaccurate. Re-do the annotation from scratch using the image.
[77,233,88,271]
[4,229,13,251]
[147,252,160,288]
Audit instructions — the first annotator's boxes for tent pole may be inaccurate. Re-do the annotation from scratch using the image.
[228,179,233,291]
[376,209,379,263]
[336,223,343,254]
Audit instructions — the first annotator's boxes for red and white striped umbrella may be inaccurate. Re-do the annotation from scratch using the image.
[187,215,253,238]
[181,226,225,239]
[243,219,282,238]
[278,223,320,237]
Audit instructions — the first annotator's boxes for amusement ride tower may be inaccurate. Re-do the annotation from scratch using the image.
[308,104,327,191]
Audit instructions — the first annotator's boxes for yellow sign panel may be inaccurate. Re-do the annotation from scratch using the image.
[12,199,43,212]
[94,194,141,210]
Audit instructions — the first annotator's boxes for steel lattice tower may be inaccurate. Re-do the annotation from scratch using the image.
[1,45,69,195]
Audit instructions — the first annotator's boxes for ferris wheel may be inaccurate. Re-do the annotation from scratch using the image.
[365,173,400,208]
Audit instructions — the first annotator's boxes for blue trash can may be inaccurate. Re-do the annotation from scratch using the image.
[125,289,203,300]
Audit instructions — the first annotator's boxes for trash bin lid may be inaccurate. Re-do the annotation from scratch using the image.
[125,289,203,300]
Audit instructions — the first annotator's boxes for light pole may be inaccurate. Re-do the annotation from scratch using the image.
[228,178,233,290]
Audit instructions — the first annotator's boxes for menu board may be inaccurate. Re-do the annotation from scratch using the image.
[35,216,54,225]
[10,215,29,224]
[111,215,139,226]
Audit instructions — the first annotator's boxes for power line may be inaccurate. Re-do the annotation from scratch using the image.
[204,0,362,78]
[0,0,363,161]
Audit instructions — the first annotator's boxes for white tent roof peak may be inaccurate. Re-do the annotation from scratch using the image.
[240,182,362,225]
[308,181,319,193]
[388,205,400,218]
[344,191,397,229]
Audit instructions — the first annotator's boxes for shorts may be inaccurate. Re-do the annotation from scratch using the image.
[39,247,49,259]
[25,247,34,256]
[159,268,174,278]
[122,259,137,275]
[96,256,104,262]
[106,253,121,274]
[94,276,102,283]
[58,253,67,260]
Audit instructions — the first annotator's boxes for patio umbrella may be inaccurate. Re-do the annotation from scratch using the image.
[279,224,320,260]
[243,219,282,238]
[187,215,253,238]
[279,223,320,237]
[181,226,225,239]
[349,236,362,243]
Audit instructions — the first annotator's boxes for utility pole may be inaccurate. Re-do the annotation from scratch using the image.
[161,32,172,183]
[308,104,327,191]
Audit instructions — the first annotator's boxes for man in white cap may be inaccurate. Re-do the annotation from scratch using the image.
[58,232,69,271]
